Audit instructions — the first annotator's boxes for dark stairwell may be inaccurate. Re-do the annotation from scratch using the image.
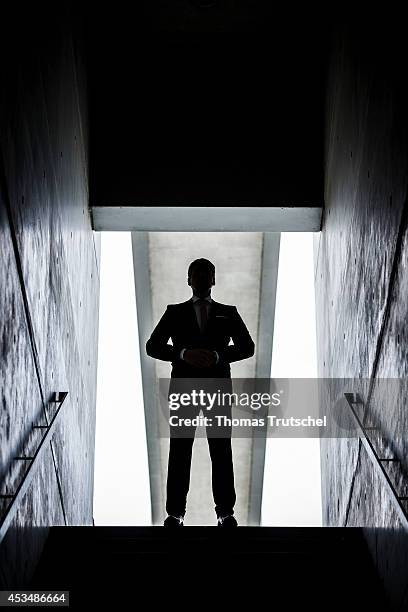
[1,5,407,611]
[29,526,386,609]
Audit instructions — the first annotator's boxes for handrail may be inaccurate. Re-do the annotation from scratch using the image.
[0,392,68,544]
[344,392,408,531]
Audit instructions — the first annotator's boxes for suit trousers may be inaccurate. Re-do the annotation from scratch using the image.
[165,387,236,519]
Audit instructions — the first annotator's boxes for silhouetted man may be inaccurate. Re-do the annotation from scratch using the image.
[146,258,255,527]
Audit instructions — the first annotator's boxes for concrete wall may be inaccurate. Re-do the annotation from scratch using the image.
[0,6,100,587]
[315,21,408,608]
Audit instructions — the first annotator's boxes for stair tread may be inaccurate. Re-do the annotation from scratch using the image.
[29,526,387,609]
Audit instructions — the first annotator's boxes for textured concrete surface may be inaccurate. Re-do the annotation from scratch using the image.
[0,197,44,496]
[315,22,408,608]
[0,7,100,587]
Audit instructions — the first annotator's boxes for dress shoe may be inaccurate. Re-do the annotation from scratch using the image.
[217,515,238,527]
[164,515,184,527]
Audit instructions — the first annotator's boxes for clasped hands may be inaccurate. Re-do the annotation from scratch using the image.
[183,348,217,368]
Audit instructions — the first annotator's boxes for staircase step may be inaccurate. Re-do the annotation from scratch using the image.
[29,527,387,610]
[36,525,364,545]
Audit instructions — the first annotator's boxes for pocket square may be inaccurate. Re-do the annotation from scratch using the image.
[216,315,228,318]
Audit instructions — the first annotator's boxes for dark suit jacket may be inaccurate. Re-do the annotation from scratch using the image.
[146,297,255,379]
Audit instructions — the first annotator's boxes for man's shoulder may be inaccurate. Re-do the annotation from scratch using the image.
[166,299,237,311]
[212,300,237,313]
[165,299,192,311]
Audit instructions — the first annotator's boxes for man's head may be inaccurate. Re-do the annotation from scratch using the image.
[187,258,215,298]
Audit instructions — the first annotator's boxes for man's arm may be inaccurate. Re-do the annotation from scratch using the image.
[217,306,255,364]
[180,347,219,364]
[146,306,176,361]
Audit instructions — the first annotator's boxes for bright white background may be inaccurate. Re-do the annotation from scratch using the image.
[261,232,322,525]
[93,233,150,525]
[93,231,322,526]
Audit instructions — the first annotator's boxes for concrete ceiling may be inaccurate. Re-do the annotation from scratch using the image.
[85,6,329,213]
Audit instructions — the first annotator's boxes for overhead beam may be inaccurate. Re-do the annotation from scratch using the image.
[92,206,322,232]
